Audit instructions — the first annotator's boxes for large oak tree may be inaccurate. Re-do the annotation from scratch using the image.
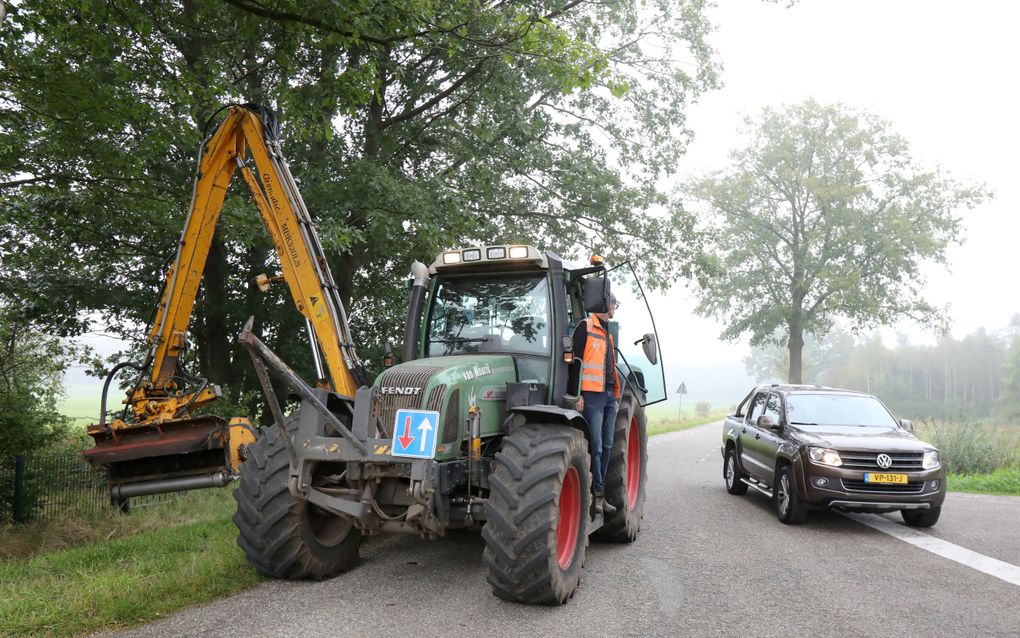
[690,99,987,384]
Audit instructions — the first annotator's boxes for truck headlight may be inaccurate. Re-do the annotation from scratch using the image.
[922,450,940,469]
[808,447,842,467]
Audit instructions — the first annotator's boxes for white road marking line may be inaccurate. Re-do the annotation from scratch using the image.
[845,512,1020,587]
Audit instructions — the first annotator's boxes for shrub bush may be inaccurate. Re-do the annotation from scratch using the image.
[695,401,712,418]
[928,421,1015,475]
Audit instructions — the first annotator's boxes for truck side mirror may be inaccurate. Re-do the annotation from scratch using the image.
[634,333,657,365]
[899,418,914,433]
[757,415,780,430]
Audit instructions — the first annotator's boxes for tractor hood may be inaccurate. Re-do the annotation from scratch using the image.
[375,354,518,393]
[373,355,519,460]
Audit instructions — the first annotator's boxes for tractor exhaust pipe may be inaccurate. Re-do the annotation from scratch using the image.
[403,261,429,362]
[110,471,232,499]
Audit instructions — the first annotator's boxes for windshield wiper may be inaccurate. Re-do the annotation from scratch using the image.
[789,421,818,425]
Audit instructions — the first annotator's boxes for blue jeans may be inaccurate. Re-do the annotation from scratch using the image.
[582,391,618,493]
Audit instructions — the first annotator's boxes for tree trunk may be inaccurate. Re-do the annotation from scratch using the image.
[202,231,233,385]
[788,324,804,384]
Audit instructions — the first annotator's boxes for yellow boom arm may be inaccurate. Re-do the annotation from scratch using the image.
[132,104,362,422]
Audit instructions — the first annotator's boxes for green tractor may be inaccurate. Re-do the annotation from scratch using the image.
[233,245,667,604]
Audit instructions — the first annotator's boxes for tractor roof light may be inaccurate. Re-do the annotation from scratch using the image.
[429,244,547,273]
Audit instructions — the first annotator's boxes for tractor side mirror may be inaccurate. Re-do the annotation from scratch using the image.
[582,275,610,314]
[634,333,658,365]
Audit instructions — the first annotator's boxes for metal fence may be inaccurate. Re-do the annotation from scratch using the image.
[0,451,177,525]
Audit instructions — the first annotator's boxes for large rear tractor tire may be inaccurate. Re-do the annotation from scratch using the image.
[482,423,591,605]
[594,398,648,542]
[232,418,361,579]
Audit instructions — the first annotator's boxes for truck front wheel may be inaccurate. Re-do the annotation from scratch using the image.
[482,423,591,604]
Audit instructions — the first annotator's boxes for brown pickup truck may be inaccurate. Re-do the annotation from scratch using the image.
[721,384,945,526]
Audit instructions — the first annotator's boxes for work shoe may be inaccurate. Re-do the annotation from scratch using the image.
[601,497,617,516]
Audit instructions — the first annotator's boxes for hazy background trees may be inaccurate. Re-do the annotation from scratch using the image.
[743,317,1020,422]
[689,100,987,384]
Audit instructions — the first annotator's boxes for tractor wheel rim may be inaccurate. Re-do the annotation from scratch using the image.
[626,416,641,510]
[556,466,581,570]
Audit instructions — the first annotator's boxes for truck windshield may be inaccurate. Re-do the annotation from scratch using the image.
[785,394,898,428]
[426,275,550,356]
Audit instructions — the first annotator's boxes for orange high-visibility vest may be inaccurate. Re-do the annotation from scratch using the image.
[580,315,621,399]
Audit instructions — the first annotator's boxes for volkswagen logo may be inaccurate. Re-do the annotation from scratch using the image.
[876,453,893,469]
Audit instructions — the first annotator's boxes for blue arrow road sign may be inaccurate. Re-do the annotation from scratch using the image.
[391,409,440,459]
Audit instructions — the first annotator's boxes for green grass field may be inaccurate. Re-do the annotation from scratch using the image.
[57,394,101,427]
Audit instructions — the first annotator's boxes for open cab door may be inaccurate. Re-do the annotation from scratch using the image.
[606,263,666,406]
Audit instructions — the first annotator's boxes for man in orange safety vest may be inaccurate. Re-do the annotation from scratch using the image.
[566,292,621,517]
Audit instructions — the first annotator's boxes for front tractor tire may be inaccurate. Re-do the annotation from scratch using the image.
[595,398,648,542]
[232,418,361,579]
[482,423,591,605]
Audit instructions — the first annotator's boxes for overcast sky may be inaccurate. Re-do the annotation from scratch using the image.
[62,0,1020,412]
[647,0,1020,403]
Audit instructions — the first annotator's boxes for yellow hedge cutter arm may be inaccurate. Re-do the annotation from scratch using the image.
[86,104,365,499]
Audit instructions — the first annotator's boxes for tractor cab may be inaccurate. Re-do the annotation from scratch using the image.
[407,244,666,413]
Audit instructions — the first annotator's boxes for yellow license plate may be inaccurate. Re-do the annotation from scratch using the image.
[865,472,907,484]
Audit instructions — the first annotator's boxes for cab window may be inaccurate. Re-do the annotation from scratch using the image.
[746,393,766,424]
[763,393,782,425]
[426,275,550,356]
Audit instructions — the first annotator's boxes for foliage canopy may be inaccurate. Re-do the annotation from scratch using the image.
[0,0,718,415]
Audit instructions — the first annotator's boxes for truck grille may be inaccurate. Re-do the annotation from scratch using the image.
[839,451,924,471]
[373,365,442,436]
[841,479,925,494]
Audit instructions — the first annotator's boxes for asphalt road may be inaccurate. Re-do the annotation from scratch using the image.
[111,422,1020,638]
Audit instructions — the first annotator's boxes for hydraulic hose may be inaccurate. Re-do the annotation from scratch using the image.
[99,360,147,431]
[402,261,430,363]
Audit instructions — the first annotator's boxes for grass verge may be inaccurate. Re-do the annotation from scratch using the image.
[947,467,1020,496]
[0,490,262,637]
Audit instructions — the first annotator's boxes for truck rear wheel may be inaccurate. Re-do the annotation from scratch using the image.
[482,423,591,605]
[594,399,648,542]
[232,418,361,579]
